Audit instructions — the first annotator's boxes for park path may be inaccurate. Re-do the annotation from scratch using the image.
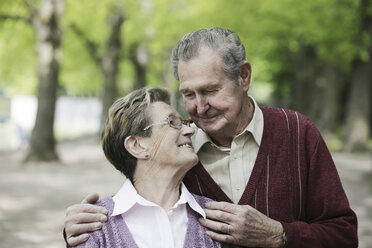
[0,137,371,248]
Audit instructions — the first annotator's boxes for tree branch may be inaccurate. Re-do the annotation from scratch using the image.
[22,0,38,19]
[70,23,102,65]
[0,13,31,24]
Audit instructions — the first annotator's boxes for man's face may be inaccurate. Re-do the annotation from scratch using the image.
[178,46,250,142]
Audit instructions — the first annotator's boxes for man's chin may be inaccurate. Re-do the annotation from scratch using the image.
[196,118,220,128]
[200,124,221,136]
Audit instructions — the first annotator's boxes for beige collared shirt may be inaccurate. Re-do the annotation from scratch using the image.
[191,96,264,203]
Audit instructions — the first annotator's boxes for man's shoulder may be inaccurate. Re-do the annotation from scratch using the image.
[260,106,312,124]
[260,106,298,116]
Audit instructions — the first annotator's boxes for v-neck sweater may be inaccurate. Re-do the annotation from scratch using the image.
[73,194,222,248]
[183,107,358,248]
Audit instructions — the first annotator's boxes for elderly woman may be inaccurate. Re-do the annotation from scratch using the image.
[74,87,221,248]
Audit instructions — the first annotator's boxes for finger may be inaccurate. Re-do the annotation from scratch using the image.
[67,204,108,216]
[199,217,230,234]
[205,201,242,213]
[205,230,235,244]
[66,222,103,237]
[66,212,107,226]
[82,193,100,204]
[67,233,90,247]
[204,208,235,223]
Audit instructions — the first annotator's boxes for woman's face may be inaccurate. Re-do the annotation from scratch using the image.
[144,102,198,171]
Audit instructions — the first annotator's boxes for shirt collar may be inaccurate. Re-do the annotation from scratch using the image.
[178,182,206,218]
[112,180,206,218]
[245,96,263,146]
[192,96,263,153]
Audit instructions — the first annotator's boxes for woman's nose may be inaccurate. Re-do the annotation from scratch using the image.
[182,124,195,136]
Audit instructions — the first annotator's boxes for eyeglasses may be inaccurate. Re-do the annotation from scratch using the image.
[143,115,191,131]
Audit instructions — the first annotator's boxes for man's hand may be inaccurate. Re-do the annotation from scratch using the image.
[199,201,284,247]
[65,193,108,247]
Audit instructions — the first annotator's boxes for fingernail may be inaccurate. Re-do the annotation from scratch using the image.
[94,223,102,230]
[101,215,107,222]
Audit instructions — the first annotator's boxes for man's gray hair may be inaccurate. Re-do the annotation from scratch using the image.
[171,27,246,83]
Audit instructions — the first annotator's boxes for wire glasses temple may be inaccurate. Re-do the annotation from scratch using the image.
[143,116,191,131]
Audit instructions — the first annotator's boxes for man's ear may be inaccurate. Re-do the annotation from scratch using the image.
[124,136,149,160]
[238,61,252,92]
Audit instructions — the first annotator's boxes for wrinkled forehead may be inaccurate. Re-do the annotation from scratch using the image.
[148,102,180,122]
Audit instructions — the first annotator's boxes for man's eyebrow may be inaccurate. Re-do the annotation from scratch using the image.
[180,84,220,93]
[201,84,220,90]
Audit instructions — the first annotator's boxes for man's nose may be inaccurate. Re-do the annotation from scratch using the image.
[196,95,209,115]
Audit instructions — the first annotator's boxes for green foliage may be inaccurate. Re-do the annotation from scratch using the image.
[0,0,370,99]
[0,1,37,95]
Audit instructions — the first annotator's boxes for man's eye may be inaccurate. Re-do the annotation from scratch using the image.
[183,93,194,98]
[204,90,217,95]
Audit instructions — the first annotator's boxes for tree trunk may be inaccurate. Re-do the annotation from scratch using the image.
[291,44,319,120]
[315,63,343,134]
[25,0,64,162]
[69,5,124,131]
[343,60,371,152]
[99,7,124,130]
[129,42,148,90]
[343,0,372,152]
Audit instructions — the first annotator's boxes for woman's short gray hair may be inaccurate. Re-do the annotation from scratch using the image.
[171,27,246,83]
[101,87,170,179]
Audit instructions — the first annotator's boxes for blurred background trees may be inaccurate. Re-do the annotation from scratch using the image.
[0,0,371,162]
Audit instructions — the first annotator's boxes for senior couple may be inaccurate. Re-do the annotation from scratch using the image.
[65,28,358,248]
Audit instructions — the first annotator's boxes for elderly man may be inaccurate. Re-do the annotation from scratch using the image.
[64,28,358,247]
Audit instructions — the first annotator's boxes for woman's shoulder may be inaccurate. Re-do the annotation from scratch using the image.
[94,196,115,214]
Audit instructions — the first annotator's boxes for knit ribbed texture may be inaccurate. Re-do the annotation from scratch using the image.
[183,107,358,248]
[74,194,221,248]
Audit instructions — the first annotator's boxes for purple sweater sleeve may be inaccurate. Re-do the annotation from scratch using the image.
[281,124,358,248]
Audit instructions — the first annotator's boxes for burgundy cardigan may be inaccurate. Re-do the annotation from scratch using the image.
[65,107,357,248]
[183,107,358,248]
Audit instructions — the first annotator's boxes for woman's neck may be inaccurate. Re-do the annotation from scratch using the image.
[133,163,186,211]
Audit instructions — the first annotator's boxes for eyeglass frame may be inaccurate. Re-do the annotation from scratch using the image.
[143,115,191,131]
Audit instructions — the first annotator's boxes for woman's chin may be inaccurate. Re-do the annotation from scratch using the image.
[182,157,199,171]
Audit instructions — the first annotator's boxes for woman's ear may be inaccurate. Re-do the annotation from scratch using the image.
[238,61,252,92]
[124,136,149,160]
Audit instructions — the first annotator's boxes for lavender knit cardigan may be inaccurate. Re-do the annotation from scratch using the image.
[74,194,222,248]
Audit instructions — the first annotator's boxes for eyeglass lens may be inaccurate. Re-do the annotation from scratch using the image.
[168,116,189,129]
